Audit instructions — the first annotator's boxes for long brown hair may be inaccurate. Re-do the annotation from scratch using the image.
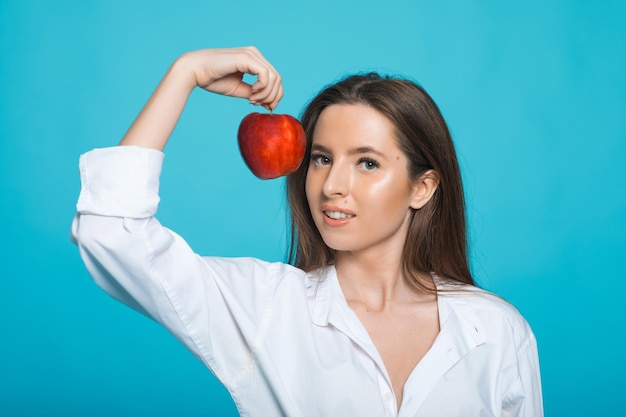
[287,73,474,291]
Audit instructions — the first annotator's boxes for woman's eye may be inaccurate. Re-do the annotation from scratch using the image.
[311,153,331,166]
[359,158,380,171]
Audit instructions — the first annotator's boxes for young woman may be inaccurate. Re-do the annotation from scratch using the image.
[72,47,543,416]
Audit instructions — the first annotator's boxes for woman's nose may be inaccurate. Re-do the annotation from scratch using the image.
[323,162,350,197]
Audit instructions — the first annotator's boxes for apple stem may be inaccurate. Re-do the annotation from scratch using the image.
[270,108,273,115]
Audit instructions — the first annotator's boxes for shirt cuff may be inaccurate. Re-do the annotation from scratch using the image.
[76,146,165,218]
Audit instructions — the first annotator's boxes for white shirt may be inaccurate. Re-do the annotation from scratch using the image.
[71,146,543,417]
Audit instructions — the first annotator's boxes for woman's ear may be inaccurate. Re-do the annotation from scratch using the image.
[409,170,440,209]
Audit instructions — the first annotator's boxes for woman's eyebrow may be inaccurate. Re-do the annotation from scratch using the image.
[311,144,331,153]
[347,146,385,157]
[311,144,385,157]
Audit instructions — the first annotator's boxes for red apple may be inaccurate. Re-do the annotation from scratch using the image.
[237,112,306,180]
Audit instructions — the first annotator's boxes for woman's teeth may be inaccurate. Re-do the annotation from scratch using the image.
[324,211,355,220]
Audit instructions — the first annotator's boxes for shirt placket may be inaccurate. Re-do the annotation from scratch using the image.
[376,367,399,416]
[332,314,399,417]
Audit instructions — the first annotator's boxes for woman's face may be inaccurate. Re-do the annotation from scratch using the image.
[305,104,422,257]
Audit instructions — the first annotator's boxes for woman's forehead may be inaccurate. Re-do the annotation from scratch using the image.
[312,104,399,150]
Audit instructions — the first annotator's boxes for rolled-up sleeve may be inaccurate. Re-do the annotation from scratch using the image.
[76,146,163,218]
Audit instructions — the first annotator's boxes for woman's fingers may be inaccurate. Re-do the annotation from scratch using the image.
[249,69,282,107]
[235,47,283,108]
[250,48,282,105]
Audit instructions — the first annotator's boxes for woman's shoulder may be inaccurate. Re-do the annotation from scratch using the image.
[440,283,520,313]
[199,257,324,316]
[199,256,313,294]
[438,281,536,347]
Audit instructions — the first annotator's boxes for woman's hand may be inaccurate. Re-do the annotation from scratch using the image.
[119,47,283,150]
[186,47,283,110]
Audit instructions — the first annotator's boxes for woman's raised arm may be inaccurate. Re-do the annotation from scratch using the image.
[119,47,283,151]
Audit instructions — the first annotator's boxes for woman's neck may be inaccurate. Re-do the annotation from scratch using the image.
[334,250,433,311]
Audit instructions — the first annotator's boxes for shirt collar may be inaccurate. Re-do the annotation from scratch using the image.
[309,265,384,366]
[435,280,487,347]
[309,267,486,348]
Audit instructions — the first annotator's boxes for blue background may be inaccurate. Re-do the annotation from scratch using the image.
[1,1,625,416]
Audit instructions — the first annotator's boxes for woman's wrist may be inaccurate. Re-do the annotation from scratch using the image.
[167,52,200,94]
